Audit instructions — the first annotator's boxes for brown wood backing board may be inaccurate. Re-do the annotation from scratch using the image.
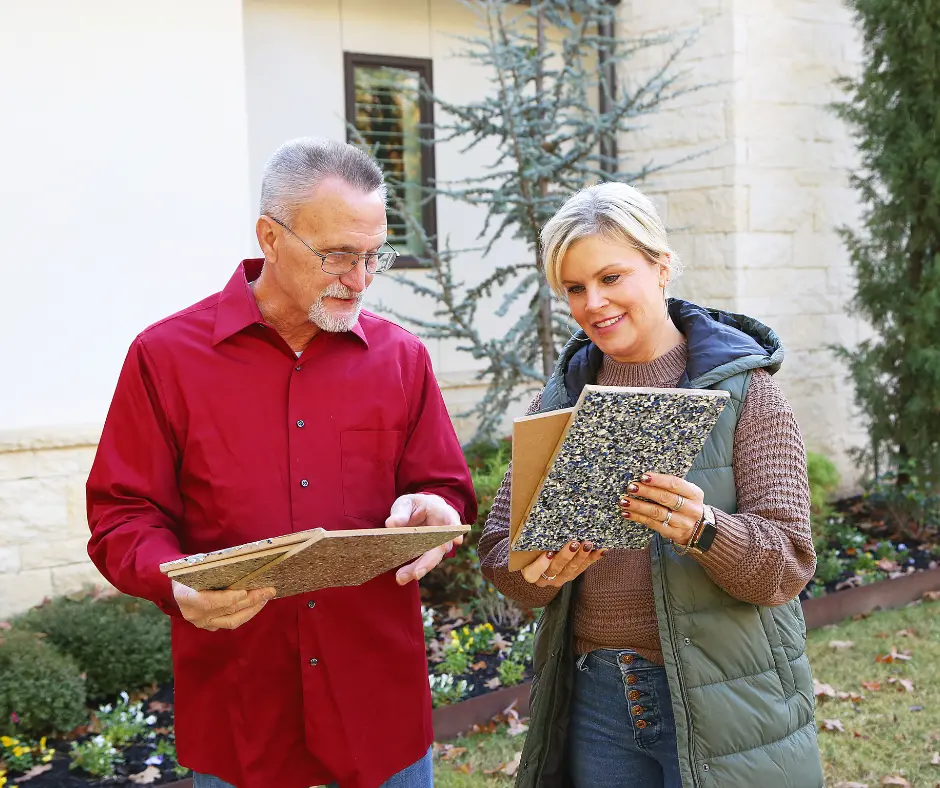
[164,525,469,598]
[512,385,730,554]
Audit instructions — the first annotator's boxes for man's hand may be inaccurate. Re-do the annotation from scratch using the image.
[385,493,465,586]
[172,580,276,631]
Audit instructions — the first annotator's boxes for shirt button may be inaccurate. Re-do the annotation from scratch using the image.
[620,654,633,665]
[307,600,316,609]
[301,479,309,488]
[295,365,302,371]
[296,419,305,428]
[309,658,318,666]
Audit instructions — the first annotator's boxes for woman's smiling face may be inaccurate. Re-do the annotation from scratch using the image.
[560,234,668,363]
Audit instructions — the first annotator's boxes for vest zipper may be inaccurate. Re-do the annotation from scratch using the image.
[655,539,701,788]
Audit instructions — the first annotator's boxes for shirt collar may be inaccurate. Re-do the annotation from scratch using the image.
[213,259,369,348]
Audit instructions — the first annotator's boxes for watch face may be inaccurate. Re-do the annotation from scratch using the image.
[696,521,718,552]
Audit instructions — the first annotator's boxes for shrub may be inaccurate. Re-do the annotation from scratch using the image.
[14,592,171,700]
[95,692,156,747]
[0,631,87,737]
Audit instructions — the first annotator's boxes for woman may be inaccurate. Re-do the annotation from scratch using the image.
[479,182,823,788]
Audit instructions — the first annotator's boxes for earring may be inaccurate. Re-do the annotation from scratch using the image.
[566,312,590,341]
[662,285,669,319]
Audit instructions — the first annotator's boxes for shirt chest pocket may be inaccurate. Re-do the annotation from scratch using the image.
[341,430,402,524]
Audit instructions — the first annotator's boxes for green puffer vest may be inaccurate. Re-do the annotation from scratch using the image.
[514,300,823,788]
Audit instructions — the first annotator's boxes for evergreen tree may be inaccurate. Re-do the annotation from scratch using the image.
[833,0,940,494]
[375,0,704,436]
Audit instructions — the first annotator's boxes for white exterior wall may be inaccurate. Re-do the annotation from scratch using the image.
[0,0,253,615]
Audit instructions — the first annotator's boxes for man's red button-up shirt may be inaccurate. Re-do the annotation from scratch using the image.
[86,260,477,788]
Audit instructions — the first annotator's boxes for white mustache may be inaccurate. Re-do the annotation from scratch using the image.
[321,282,361,301]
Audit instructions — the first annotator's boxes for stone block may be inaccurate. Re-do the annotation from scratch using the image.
[51,561,112,597]
[814,186,863,231]
[20,537,90,571]
[67,474,91,537]
[664,187,739,234]
[747,185,816,233]
[0,570,53,619]
[740,267,829,299]
[691,233,736,271]
[0,477,68,546]
[681,266,739,301]
[735,233,794,269]
[0,546,20,574]
[793,230,849,268]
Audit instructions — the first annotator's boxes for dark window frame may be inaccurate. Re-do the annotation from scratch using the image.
[344,52,437,269]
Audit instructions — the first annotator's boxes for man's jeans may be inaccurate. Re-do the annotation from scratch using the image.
[567,649,682,788]
[192,746,434,788]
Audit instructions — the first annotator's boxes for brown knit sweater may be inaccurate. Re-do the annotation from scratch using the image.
[478,341,816,665]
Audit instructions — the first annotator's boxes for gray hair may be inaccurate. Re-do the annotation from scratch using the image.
[260,137,387,221]
[540,182,683,297]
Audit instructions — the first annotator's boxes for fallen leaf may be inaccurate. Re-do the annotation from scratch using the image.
[895,628,916,638]
[458,763,473,775]
[834,783,869,788]
[876,646,913,663]
[876,558,900,572]
[923,590,940,602]
[438,745,467,761]
[503,752,522,776]
[881,777,910,787]
[16,763,53,781]
[888,677,915,693]
[853,731,871,740]
[148,700,172,713]
[820,719,845,733]
[485,677,502,690]
[129,766,162,784]
[814,679,837,699]
[491,633,512,652]
[829,640,855,649]
[471,660,488,672]
[862,681,882,691]
[930,751,940,765]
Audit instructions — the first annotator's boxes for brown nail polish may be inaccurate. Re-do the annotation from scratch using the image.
[620,498,631,507]
[641,474,651,483]
[628,483,639,493]
[600,549,609,556]
[569,542,580,552]
[546,551,555,560]
[583,542,594,552]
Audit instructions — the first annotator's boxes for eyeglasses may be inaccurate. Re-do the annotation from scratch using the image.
[269,217,399,275]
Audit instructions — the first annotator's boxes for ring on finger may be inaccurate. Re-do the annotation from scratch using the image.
[663,510,673,526]
[673,494,685,511]
[541,573,557,581]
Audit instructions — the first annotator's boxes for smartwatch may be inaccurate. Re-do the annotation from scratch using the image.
[690,505,717,554]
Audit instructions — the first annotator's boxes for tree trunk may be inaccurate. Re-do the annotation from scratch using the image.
[534,2,556,378]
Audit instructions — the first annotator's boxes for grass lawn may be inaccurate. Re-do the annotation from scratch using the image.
[433,595,940,787]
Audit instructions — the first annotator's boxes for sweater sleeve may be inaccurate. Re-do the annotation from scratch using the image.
[478,390,561,609]
[692,369,817,606]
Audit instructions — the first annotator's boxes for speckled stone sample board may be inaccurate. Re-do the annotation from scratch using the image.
[161,525,469,598]
[512,385,729,553]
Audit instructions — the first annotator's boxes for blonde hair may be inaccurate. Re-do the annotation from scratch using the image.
[540,182,683,297]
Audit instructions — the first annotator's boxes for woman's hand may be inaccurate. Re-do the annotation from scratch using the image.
[619,472,705,546]
[520,541,607,588]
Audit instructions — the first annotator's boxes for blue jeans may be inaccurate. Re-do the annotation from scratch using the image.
[567,649,682,788]
[192,746,433,788]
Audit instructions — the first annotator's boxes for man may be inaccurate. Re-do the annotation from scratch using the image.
[86,137,477,788]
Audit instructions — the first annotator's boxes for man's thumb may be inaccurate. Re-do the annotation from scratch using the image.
[386,495,416,527]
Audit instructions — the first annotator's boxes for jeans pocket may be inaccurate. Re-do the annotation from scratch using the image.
[576,653,590,672]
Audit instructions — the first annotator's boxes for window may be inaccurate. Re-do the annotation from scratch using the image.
[345,53,436,267]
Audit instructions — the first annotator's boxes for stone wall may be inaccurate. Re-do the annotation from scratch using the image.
[0,428,110,619]
[620,0,867,491]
